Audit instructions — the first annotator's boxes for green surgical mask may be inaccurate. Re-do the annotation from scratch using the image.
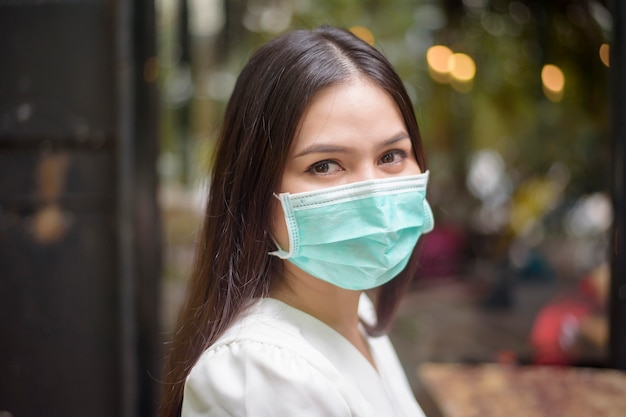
[270,172,434,290]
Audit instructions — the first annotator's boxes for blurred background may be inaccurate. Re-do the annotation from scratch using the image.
[1,0,624,416]
[158,0,617,409]
[159,0,612,367]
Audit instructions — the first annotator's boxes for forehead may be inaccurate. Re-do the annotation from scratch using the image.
[291,78,406,150]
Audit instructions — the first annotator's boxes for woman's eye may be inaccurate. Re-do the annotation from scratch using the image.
[306,160,342,175]
[380,150,408,165]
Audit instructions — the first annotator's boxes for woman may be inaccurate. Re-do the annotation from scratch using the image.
[160,25,434,416]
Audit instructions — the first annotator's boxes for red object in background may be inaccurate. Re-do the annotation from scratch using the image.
[530,266,608,366]
[417,224,466,279]
[496,350,518,365]
[530,296,592,365]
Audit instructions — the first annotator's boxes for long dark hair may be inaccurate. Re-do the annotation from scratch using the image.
[159,25,427,417]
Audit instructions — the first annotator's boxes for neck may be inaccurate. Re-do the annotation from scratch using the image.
[271,263,361,331]
[271,263,377,368]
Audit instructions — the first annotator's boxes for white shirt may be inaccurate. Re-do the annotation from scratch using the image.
[182,294,426,416]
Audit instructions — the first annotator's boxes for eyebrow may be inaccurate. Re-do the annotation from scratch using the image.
[293,132,411,158]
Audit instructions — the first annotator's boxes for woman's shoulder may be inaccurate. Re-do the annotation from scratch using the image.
[196,293,379,364]
[183,298,359,416]
[201,297,315,357]
[187,297,340,385]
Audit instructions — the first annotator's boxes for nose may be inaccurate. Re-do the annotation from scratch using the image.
[350,165,386,183]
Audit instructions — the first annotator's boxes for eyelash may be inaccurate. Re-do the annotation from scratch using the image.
[305,149,410,175]
[306,160,340,175]
[380,149,409,164]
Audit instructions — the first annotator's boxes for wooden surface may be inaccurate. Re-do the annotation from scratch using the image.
[418,362,626,417]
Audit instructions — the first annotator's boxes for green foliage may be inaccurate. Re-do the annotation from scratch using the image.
[159,0,611,234]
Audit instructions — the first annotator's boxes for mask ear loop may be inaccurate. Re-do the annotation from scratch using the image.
[268,193,296,259]
[422,197,435,233]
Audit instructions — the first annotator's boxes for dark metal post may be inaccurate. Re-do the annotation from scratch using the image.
[115,0,139,415]
[0,1,161,416]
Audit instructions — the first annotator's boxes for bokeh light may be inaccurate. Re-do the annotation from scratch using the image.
[599,43,610,67]
[541,64,565,102]
[426,45,453,83]
[564,193,613,237]
[426,46,476,92]
[449,52,476,92]
[467,149,511,205]
[350,26,375,46]
[448,53,476,82]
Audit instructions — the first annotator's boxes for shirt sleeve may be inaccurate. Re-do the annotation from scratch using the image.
[182,340,353,417]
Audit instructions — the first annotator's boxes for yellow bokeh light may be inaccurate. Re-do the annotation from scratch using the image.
[350,26,375,46]
[448,53,476,82]
[426,45,453,84]
[599,43,610,67]
[541,64,565,102]
[542,64,565,92]
[426,46,476,91]
[427,45,453,74]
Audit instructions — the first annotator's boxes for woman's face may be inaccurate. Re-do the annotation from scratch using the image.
[271,77,422,252]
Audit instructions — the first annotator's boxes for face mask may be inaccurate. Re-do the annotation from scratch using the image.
[269,172,434,290]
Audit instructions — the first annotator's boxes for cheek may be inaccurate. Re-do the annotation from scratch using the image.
[407,159,422,175]
[270,198,289,251]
